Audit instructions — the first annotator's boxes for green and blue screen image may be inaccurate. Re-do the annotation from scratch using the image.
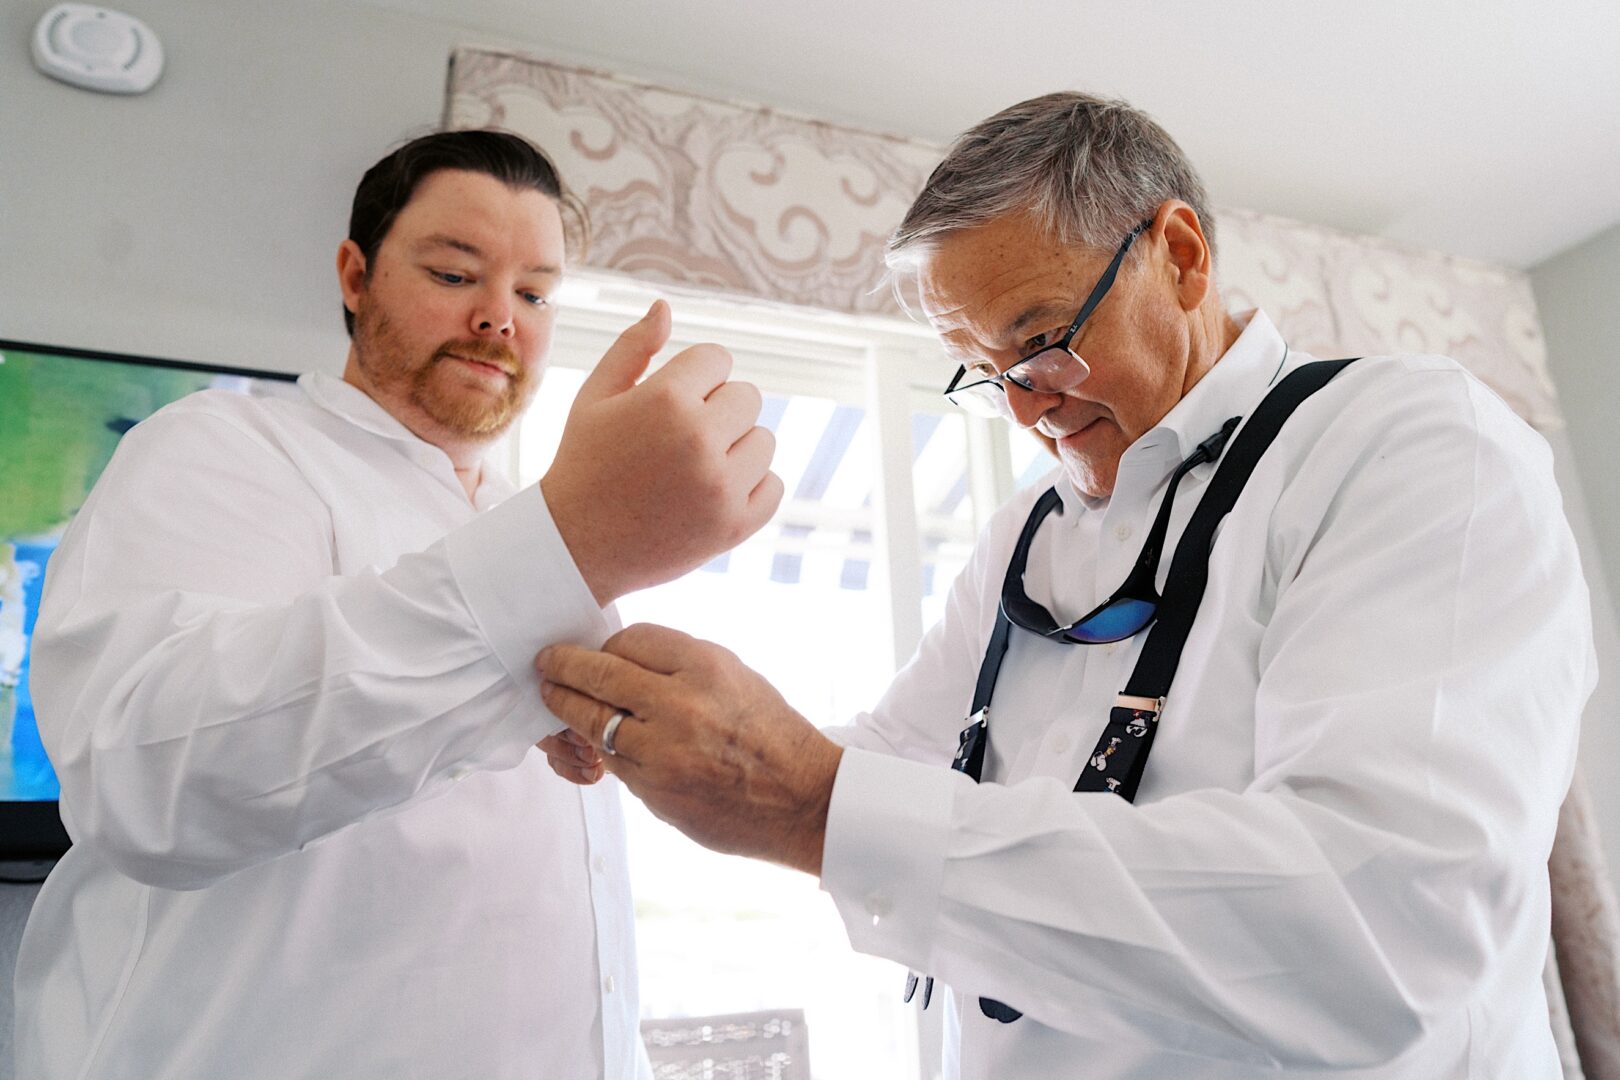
[0,345,293,802]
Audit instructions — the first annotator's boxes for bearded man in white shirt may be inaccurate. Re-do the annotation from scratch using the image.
[15,130,781,1080]
[538,93,1597,1077]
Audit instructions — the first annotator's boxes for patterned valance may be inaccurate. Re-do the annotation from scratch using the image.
[444,47,1560,431]
[445,48,940,318]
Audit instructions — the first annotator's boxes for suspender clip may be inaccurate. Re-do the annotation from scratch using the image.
[1114,693,1164,720]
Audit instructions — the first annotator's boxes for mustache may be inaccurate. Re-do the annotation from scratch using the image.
[434,340,520,375]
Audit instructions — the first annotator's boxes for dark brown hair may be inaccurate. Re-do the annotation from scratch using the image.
[343,129,585,335]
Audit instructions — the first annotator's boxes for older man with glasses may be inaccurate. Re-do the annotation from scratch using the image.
[539,92,1595,1078]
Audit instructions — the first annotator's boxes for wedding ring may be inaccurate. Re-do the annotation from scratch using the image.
[601,710,631,757]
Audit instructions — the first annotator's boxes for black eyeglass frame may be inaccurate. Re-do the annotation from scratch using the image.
[942,218,1155,415]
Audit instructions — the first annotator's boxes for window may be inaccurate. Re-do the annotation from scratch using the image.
[516,273,1044,1078]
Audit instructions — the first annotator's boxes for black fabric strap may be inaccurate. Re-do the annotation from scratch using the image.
[950,485,1064,787]
[1077,358,1356,803]
[976,485,1062,717]
[1121,358,1355,702]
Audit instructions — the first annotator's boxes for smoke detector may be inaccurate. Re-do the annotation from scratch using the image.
[33,4,164,95]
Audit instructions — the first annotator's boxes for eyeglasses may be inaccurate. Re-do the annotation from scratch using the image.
[942,220,1153,419]
[1002,416,1241,644]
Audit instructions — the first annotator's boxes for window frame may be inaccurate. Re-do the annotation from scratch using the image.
[520,271,1025,666]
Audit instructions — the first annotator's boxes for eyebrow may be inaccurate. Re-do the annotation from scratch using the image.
[1005,300,1076,340]
[416,234,560,276]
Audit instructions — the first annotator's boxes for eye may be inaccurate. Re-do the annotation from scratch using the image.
[1021,323,1071,354]
[520,290,550,308]
[428,270,468,286]
[965,359,1000,381]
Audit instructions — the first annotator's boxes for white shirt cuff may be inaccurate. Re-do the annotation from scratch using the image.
[821,746,964,969]
[443,485,610,737]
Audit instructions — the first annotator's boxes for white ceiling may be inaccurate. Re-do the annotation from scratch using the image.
[365,0,1620,269]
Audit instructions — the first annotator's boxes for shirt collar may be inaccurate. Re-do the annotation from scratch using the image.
[297,371,515,503]
[1056,308,1289,512]
[298,370,424,443]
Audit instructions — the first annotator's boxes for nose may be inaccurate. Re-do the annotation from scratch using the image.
[1003,381,1057,429]
[470,289,515,339]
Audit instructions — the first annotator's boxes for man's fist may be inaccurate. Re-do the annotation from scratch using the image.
[541,300,783,606]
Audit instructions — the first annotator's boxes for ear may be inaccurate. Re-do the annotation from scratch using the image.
[336,239,368,318]
[1151,201,1215,313]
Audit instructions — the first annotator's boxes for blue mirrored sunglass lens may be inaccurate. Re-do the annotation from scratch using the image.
[1063,598,1157,644]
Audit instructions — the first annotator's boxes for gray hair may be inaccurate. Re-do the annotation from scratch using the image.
[887,92,1214,274]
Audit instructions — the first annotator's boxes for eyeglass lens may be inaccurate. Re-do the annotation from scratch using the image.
[947,348,1092,418]
[943,219,1151,419]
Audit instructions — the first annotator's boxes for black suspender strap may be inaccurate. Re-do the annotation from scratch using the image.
[1077,357,1357,803]
[948,486,1065,785]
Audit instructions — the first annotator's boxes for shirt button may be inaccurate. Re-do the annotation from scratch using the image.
[1115,524,1132,542]
[1051,735,1071,754]
[593,855,608,875]
[866,893,894,921]
[449,766,472,782]
[602,974,616,994]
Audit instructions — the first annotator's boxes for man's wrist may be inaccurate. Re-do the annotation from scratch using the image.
[787,735,844,877]
[538,473,616,607]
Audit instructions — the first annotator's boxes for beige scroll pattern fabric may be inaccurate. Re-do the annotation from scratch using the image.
[1216,207,1562,431]
[1552,770,1620,1079]
[445,47,1561,432]
[445,48,940,317]
[1549,942,1589,1080]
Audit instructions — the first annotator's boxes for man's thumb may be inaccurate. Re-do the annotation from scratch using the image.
[575,299,671,404]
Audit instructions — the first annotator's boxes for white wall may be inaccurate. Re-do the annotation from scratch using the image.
[1533,225,1620,899]
[1533,224,1620,633]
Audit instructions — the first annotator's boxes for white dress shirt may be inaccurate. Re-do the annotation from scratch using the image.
[15,372,651,1080]
[822,311,1597,1078]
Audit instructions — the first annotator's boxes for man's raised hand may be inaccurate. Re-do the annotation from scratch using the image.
[541,300,783,606]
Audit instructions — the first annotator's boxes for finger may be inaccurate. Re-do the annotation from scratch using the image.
[546,754,605,786]
[572,300,671,407]
[539,678,651,765]
[702,380,765,445]
[602,622,705,675]
[536,644,670,725]
[746,469,786,522]
[536,735,587,771]
[644,342,733,399]
[725,425,776,487]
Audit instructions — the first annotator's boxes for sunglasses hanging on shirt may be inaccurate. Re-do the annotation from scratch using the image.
[1000,416,1242,645]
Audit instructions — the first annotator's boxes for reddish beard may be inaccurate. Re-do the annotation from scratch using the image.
[354,304,534,438]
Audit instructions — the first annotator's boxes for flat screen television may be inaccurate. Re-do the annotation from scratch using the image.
[0,339,299,863]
